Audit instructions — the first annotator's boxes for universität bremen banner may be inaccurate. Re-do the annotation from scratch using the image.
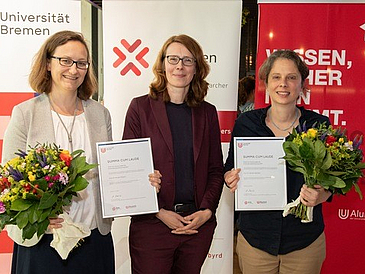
[256,1,365,273]
[0,1,81,272]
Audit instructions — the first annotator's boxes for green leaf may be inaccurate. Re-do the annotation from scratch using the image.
[353,183,363,200]
[38,192,58,210]
[321,153,332,170]
[10,199,33,211]
[327,170,346,176]
[24,193,41,201]
[39,207,52,222]
[289,166,306,175]
[22,223,37,240]
[71,149,84,158]
[354,162,365,169]
[286,158,305,169]
[299,138,315,159]
[313,140,326,162]
[28,203,39,224]
[330,177,346,188]
[0,215,12,230]
[71,176,89,192]
[317,173,345,188]
[71,156,97,176]
[37,219,50,238]
[283,142,300,157]
[16,211,29,229]
[36,178,48,191]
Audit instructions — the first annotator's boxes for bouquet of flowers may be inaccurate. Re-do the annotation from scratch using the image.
[282,122,365,223]
[0,143,97,254]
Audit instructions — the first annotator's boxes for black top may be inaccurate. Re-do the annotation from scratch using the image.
[224,106,331,255]
[166,102,194,204]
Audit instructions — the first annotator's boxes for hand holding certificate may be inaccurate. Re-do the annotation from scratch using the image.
[96,138,158,218]
[234,137,287,211]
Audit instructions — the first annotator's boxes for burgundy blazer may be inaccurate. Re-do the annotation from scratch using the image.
[122,94,224,214]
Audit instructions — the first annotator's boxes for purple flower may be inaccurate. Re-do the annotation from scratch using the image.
[48,182,54,188]
[15,149,27,158]
[0,201,5,214]
[7,166,23,181]
[302,121,308,133]
[353,135,363,150]
[320,132,327,141]
[36,153,48,168]
[45,175,51,181]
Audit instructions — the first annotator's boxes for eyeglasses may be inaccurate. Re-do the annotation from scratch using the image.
[165,55,196,66]
[49,56,89,70]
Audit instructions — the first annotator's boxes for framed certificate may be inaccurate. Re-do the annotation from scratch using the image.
[234,137,287,211]
[96,138,158,218]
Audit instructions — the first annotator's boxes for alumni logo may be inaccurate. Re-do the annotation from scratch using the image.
[338,208,365,221]
[338,209,350,220]
[113,38,149,76]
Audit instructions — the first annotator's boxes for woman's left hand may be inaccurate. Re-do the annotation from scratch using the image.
[149,170,162,193]
[172,209,212,235]
[300,184,332,207]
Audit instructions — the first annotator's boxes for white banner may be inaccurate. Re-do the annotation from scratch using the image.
[0,1,81,272]
[0,0,81,92]
[103,0,241,273]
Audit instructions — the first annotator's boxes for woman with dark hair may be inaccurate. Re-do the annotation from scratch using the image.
[238,76,255,113]
[224,50,331,274]
[123,34,224,274]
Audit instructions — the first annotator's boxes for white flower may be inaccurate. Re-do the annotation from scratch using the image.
[344,142,353,151]
[58,172,69,185]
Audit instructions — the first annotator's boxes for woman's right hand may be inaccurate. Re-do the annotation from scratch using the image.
[48,217,64,230]
[156,208,196,234]
[224,168,241,193]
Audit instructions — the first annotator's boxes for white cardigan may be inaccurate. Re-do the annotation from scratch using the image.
[2,93,113,235]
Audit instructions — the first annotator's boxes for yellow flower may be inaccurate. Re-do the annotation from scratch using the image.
[5,157,21,168]
[307,128,317,138]
[12,187,20,194]
[339,138,344,143]
[28,174,36,182]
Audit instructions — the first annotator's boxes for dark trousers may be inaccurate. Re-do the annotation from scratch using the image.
[11,229,115,274]
[129,216,216,274]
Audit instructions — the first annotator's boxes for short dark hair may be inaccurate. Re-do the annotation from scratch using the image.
[149,34,210,107]
[258,49,309,88]
[28,30,97,100]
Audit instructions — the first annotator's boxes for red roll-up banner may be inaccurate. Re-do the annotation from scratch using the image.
[256,1,365,273]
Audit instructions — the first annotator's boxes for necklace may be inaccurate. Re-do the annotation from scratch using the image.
[269,107,299,132]
[49,96,78,152]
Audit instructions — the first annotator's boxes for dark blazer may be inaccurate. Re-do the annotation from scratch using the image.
[123,94,224,215]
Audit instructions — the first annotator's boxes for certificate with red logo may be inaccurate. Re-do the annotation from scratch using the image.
[96,138,158,218]
[234,137,287,211]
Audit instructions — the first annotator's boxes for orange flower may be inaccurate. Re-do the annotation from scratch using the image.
[60,150,72,167]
